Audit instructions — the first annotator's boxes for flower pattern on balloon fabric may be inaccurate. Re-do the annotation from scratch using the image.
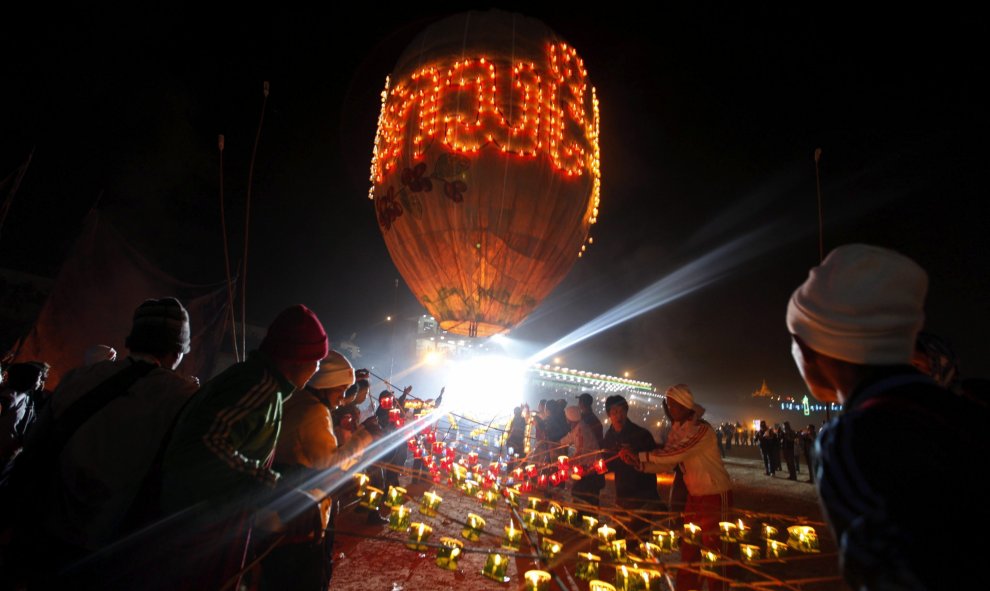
[376,186,403,231]
[443,179,467,203]
[401,163,433,193]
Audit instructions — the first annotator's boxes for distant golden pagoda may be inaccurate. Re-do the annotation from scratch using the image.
[752,379,774,398]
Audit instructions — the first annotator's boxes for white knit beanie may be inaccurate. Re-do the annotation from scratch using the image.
[564,405,581,422]
[308,350,355,389]
[786,244,927,365]
[665,384,694,409]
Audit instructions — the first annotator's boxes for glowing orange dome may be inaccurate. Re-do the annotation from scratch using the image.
[369,10,600,337]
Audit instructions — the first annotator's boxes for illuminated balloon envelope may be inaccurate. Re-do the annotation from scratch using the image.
[369,10,601,337]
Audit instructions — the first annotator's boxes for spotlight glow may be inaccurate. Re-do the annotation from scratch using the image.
[444,355,527,418]
[527,225,783,365]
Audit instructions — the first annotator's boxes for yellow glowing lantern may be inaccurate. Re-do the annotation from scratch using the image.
[502,521,523,550]
[461,479,479,496]
[482,552,509,582]
[435,537,463,570]
[354,472,370,497]
[740,543,761,563]
[682,522,702,545]
[407,522,433,551]
[639,542,662,561]
[461,513,486,541]
[420,491,443,516]
[651,530,677,552]
[718,521,737,542]
[767,538,788,558]
[589,581,616,591]
[386,485,407,508]
[369,10,602,337]
[522,508,539,531]
[540,538,563,561]
[576,552,600,581]
[451,463,468,485]
[736,518,750,540]
[787,525,820,553]
[389,505,411,531]
[360,486,384,510]
[536,512,554,535]
[582,515,599,534]
[609,539,628,563]
[637,568,663,591]
[614,565,632,591]
[523,570,552,591]
[481,489,499,510]
[505,487,521,507]
[562,506,579,526]
[597,524,617,550]
[761,523,778,540]
[701,549,719,571]
[527,496,544,512]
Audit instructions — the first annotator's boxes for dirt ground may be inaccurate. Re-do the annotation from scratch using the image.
[325,445,847,591]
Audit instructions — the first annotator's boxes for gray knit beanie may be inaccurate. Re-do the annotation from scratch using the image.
[125,297,191,354]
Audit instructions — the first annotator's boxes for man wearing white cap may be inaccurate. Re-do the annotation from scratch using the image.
[621,384,732,591]
[787,243,987,590]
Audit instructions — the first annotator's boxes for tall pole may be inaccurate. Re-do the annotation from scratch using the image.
[388,278,398,387]
[218,134,240,362]
[814,147,832,423]
[241,81,270,356]
[814,148,824,263]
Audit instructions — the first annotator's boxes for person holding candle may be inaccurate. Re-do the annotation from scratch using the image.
[621,384,732,591]
[261,350,385,590]
[785,244,989,590]
[375,385,414,490]
[603,395,664,536]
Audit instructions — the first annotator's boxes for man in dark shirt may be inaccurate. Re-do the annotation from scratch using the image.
[577,392,603,447]
[602,395,663,536]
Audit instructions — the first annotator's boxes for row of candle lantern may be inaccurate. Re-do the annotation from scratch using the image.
[355,474,820,591]
[356,473,820,559]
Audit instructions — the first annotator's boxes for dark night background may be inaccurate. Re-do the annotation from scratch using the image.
[1,5,987,419]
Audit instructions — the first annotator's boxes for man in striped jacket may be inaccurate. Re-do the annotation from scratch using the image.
[621,384,732,591]
[158,304,329,590]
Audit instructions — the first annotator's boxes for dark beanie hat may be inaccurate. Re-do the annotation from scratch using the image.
[125,297,191,354]
[259,304,328,362]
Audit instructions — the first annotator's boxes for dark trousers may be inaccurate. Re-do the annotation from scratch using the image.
[760,448,774,475]
[783,448,797,479]
[259,502,337,591]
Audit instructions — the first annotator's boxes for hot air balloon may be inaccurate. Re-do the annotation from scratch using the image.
[369,10,600,337]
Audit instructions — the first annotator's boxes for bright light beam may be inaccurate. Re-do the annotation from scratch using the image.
[527,223,785,365]
[445,355,527,418]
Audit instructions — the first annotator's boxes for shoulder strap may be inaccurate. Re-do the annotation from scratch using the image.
[117,381,197,535]
[15,360,157,476]
[51,360,158,449]
[0,360,157,531]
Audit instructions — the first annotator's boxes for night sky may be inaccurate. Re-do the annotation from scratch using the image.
[2,6,987,417]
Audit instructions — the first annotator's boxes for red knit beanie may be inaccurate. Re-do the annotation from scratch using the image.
[259,304,329,362]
